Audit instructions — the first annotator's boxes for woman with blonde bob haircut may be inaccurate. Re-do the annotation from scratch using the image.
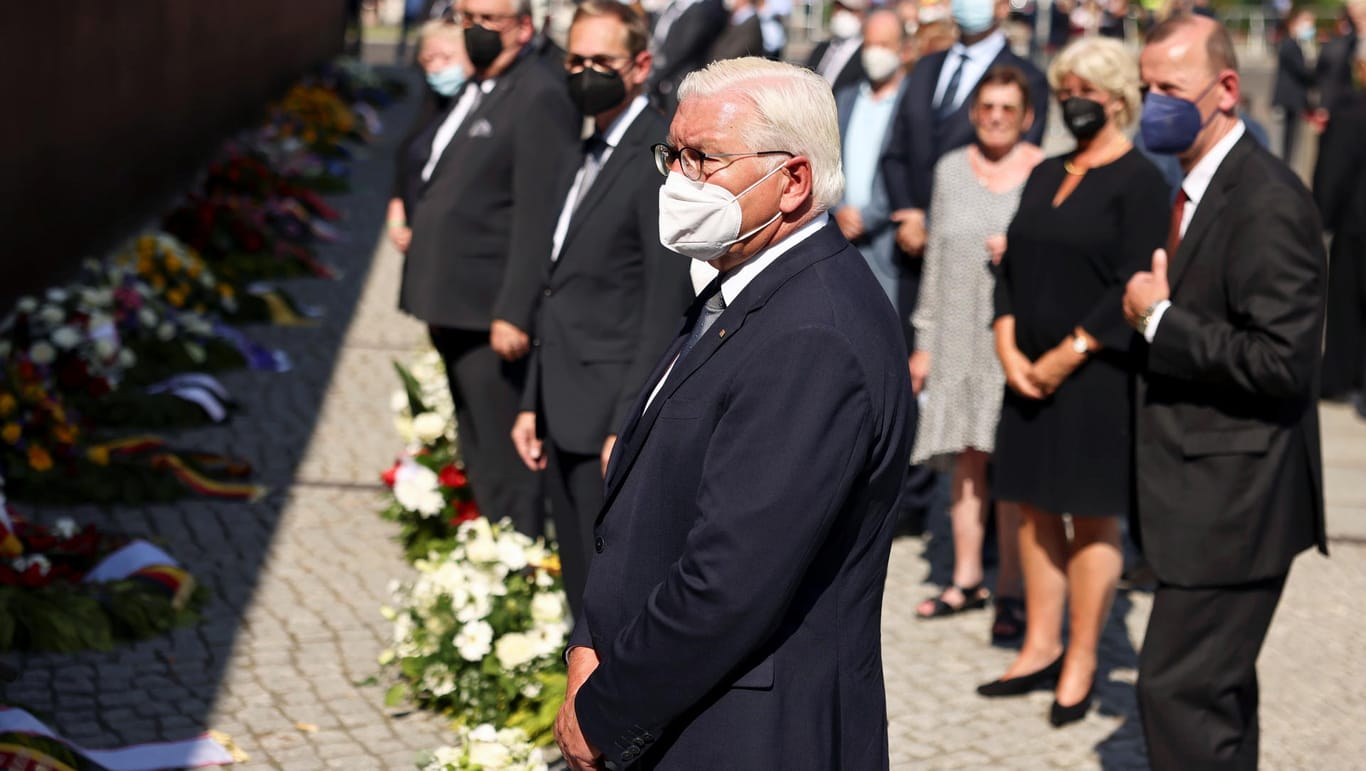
[976,35,1169,727]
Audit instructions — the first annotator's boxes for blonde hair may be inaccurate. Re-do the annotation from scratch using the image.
[677,57,845,211]
[1048,36,1143,129]
[419,19,465,46]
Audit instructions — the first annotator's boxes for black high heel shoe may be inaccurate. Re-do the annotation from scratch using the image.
[976,653,1064,697]
[1049,683,1095,727]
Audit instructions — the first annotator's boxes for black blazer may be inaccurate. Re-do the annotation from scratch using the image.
[400,49,579,332]
[707,14,765,63]
[649,0,727,111]
[392,88,452,216]
[805,39,866,93]
[1315,31,1358,112]
[521,107,693,454]
[570,223,913,769]
[1314,96,1366,236]
[880,45,1049,212]
[1272,37,1314,112]
[1135,135,1328,587]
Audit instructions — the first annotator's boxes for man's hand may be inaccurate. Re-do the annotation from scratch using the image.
[833,205,865,242]
[511,411,546,471]
[1000,348,1044,400]
[891,208,927,256]
[1308,107,1329,133]
[908,350,931,396]
[556,646,605,770]
[600,434,617,479]
[490,319,531,361]
[1123,248,1170,329]
[385,197,412,252]
[985,233,1007,266]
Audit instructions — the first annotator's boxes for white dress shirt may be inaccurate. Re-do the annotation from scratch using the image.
[644,215,831,411]
[421,78,498,182]
[1145,120,1246,342]
[931,31,1007,115]
[550,96,651,262]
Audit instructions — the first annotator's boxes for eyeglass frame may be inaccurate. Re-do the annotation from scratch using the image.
[651,143,794,181]
[564,52,637,74]
[450,10,523,29]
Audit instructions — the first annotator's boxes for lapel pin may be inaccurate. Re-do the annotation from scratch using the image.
[718,329,726,338]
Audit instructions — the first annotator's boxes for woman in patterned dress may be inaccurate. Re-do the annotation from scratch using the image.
[909,66,1042,644]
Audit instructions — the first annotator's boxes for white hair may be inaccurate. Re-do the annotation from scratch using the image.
[677,57,845,212]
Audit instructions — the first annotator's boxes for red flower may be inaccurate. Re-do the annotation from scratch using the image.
[450,500,480,525]
[381,459,401,488]
[17,360,37,382]
[438,465,467,489]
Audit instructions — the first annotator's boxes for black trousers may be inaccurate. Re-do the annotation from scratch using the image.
[545,441,604,620]
[428,325,541,537]
[1279,107,1301,165]
[1137,573,1288,771]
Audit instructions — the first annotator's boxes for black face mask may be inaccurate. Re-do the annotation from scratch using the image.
[465,24,505,70]
[566,67,627,116]
[1061,97,1108,140]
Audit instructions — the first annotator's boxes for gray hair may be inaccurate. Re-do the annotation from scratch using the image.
[677,57,845,212]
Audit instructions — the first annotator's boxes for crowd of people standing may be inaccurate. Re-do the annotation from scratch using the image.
[381,0,1358,766]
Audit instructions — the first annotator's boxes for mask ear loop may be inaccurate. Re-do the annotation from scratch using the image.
[722,159,793,248]
[1190,73,1226,129]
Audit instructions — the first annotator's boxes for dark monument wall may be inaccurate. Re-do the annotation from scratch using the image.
[0,2,346,311]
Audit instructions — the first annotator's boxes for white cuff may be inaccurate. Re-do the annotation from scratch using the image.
[1144,300,1172,343]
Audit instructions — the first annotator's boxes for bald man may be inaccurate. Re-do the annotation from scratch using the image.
[1124,15,1327,770]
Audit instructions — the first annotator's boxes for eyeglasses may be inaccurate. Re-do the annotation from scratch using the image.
[565,53,634,73]
[651,143,793,181]
[451,10,521,28]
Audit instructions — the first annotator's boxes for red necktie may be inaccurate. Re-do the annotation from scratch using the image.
[1167,188,1188,257]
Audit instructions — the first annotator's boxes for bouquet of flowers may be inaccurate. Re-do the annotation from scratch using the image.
[162,194,337,281]
[0,500,205,652]
[382,356,474,561]
[270,83,364,157]
[380,517,568,747]
[417,724,549,771]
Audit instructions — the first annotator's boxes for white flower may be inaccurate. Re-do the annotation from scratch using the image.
[393,415,416,444]
[520,680,543,699]
[535,569,555,589]
[11,554,51,576]
[390,390,411,414]
[51,326,83,350]
[46,288,68,303]
[94,338,118,360]
[469,724,499,743]
[15,297,37,313]
[52,518,78,539]
[454,620,494,662]
[29,342,56,365]
[38,305,65,325]
[468,739,512,769]
[412,411,447,445]
[118,348,138,368]
[138,308,158,327]
[495,537,527,571]
[454,589,492,624]
[156,322,177,341]
[494,632,541,670]
[394,464,444,517]
[530,592,565,625]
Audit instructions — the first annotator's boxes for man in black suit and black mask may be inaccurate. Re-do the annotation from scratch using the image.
[399,0,579,535]
[511,0,692,616]
[1125,15,1327,770]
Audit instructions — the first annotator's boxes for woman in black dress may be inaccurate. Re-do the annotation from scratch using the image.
[975,37,1169,727]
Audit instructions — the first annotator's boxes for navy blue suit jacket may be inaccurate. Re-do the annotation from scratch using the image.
[570,222,913,769]
[880,45,1049,212]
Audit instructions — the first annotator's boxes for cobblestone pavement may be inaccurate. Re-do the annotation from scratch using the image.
[3,60,1363,770]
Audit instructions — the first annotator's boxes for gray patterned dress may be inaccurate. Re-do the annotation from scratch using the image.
[910,146,1023,468]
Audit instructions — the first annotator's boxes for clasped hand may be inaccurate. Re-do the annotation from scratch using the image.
[1000,339,1086,400]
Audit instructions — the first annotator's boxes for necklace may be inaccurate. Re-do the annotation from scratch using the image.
[1065,132,1130,178]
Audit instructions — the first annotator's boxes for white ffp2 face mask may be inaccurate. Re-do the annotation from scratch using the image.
[657,165,786,262]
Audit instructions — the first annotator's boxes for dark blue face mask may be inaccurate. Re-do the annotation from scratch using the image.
[1138,77,1221,155]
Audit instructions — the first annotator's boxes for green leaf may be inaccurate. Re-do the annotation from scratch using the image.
[384,683,407,708]
[392,361,429,416]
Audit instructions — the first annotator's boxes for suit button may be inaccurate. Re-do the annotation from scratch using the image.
[543,288,553,297]
[594,536,605,553]
[532,338,541,348]
[622,747,639,761]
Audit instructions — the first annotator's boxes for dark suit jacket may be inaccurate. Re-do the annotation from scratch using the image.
[1272,37,1314,112]
[521,107,693,455]
[1135,134,1328,587]
[400,49,579,332]
[1314,96,1366,236]
[880,45,1049,212]
[1315,30,1358,112]
[570,223,913,769]
[649,0,727,111]
[392,87,452,216]
[707,13,764,63]
[805,39,866,94]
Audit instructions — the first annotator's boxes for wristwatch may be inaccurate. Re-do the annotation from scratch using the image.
[1071,334,1091,355]
[1136,301,1163,337]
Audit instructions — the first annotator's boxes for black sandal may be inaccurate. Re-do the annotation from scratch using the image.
[991,596,1026,644]
[915,583,990,619]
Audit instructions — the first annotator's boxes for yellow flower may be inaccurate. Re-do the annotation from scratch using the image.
[136,235,156,259]
[2,423,20,445]
[166,287,186,308]
[186,261,203,279]
[87,446,110,466]
[28,445,53,472]
[53,423,77,444]
[165,253,182,273]
[150,274,166,291]
[0,393,15,416]
[50,404,66,424]
[217,284,235,299]
[137,256,154,275]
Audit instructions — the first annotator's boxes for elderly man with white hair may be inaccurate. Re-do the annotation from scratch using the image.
[553,56,913,770]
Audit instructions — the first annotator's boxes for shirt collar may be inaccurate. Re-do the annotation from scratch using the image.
[719,215,830,305]
[1180,120,1245,207]
[949,29,1006,63]
[601,95,651,149]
